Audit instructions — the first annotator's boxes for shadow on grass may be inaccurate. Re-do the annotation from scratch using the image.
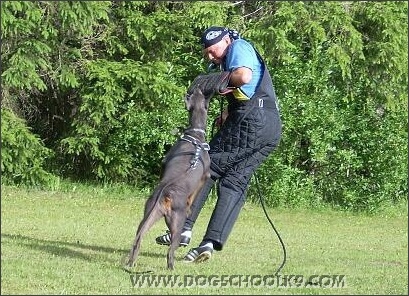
[1,233,164,264]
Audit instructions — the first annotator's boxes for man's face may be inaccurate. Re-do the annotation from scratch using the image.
[202,37,230,65]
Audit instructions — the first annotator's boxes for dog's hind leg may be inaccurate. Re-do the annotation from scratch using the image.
[125,198,163,269]
[165,208,187,270]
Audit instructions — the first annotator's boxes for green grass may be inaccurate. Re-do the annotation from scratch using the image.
[1,184,407,295]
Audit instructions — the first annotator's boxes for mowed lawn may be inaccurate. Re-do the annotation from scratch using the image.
[1,185,407,295]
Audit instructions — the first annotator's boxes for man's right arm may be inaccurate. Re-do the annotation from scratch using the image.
[228,67,252,87]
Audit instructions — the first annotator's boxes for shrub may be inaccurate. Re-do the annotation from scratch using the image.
[1,108,59,189]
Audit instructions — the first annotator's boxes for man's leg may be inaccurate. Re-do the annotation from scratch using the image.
[183,102,282,261]
[184,176,216,230]
[183,145,274,262]
[202,173,249,251]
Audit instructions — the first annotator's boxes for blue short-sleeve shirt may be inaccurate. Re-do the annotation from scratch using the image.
[223,39,263,99]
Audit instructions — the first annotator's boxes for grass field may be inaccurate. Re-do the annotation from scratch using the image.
[1,184,407,295]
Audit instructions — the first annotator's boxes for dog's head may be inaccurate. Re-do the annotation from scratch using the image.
[184,87,209,111]
[184,88,209,132]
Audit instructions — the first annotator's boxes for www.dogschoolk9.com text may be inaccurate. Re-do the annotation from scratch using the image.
[130,274,347,289]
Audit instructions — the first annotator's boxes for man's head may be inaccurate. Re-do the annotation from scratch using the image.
[201,26,231,65]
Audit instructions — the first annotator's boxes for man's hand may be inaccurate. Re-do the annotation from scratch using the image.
[215,108,229,127]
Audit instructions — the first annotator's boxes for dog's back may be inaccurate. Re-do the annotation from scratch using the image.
[125,88,210,270]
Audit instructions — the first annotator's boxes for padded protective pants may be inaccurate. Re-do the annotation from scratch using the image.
[184,99,282,250]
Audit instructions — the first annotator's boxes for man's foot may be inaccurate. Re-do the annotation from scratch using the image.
[155,230,191,247]
[183,245,213,263]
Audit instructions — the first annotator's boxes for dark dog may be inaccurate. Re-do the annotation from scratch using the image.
[125,87,211,270]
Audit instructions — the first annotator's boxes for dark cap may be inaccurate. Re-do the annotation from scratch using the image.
[201,26,229,49]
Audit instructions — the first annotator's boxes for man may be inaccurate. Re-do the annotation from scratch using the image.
[156,26,282,263]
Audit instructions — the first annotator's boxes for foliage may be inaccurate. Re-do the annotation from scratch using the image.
[59,58,186,184]
[1,1,407,211]
[1,109,59,189]
[243,1,408,211]
[1,1,111,144]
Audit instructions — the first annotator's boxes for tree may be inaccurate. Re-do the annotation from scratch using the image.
[1,1,407,211]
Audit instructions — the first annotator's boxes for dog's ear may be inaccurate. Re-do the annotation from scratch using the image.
[204,96,210,110]
[184,93,192,111]
[196,88,210,110]
[185,88,204,110]
[193,88,207,109]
